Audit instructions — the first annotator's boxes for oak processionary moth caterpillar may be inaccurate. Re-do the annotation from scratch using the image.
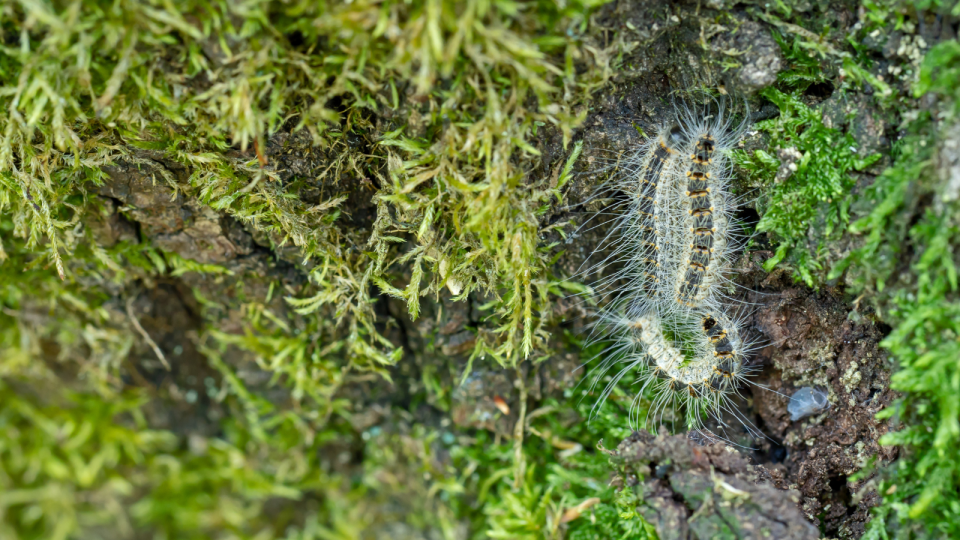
[585,96,760,441]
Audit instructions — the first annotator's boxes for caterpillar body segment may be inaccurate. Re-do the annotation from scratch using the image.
[672,108,741,311]
[624,124,684,302]
[700,312,748,392]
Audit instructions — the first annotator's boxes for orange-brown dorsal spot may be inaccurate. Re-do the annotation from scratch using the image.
[659,139,677,151]
[709,330,728,342]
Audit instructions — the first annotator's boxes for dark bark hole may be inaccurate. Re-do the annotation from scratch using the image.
[805,81,835,99]
[828,474,853,508]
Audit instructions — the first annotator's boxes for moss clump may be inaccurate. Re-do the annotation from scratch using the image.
[738,86,880,286]
[845,37,960,538]
[733,22,885,287]
[740,1,960,537]
[0,0,642,538]
[0,0,616,372]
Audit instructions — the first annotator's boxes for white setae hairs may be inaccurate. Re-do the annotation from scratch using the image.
[582,95,761,441]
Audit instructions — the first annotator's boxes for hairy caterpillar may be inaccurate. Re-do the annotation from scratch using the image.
[672,101,744,312]
[582,96,759,440]
[631,124,684,299]
[579,123,685,319]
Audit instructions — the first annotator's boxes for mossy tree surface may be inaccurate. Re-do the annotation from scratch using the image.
[0,0,958,539]
[0,0,639,538]
[736,1,960,537]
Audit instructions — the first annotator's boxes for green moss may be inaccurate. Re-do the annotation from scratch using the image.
[0,383,172,540]
[0,0,614,380]
[843,38,960,539]
[737,87,881,286]
[0,0,631,538]
[740,2,960,536]
[734,20,885,287]
[465,360,657,540]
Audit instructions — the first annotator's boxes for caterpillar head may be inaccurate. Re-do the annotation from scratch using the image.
[668,123,684,146]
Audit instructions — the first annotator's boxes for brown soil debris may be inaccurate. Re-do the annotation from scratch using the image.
[742,265,899,538]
